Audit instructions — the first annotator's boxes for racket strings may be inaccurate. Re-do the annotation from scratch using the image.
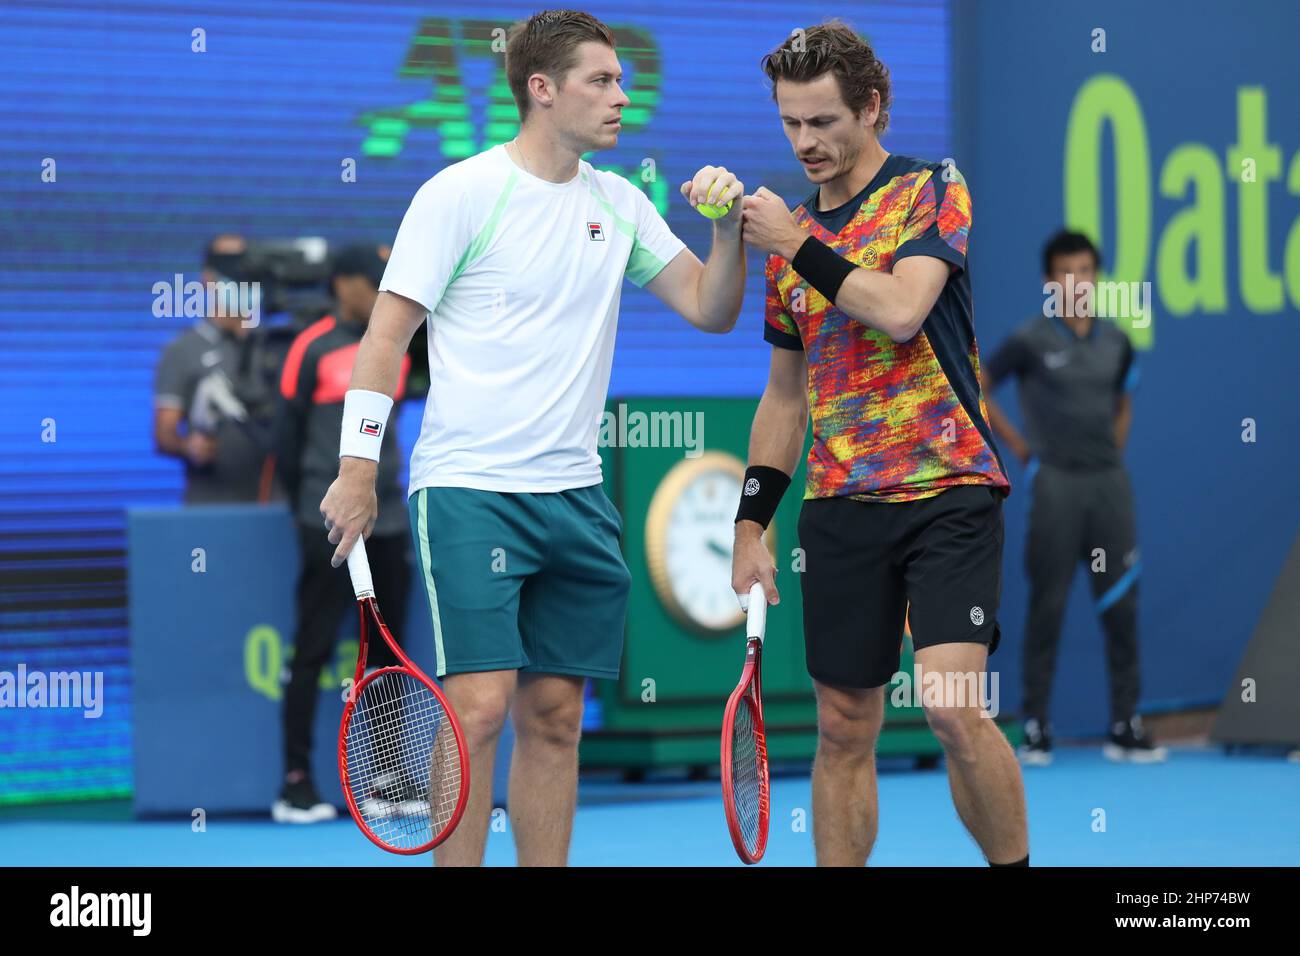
[345,670,462,851]
[730,692,767,857]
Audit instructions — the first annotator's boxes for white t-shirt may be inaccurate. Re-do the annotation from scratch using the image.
[380,144,686,496]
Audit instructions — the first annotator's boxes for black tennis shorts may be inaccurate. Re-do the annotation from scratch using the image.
[797,484,1004,689]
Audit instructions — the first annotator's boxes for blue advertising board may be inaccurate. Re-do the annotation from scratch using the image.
[127,505,513,815]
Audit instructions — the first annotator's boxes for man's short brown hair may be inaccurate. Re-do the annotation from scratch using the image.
[505,10,617,121]
[760,20,892,135]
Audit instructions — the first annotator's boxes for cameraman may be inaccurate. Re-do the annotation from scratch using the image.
[153,234,278,503]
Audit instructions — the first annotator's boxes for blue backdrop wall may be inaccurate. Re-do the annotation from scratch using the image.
[4,0,1296,805]
[0,0,949,803]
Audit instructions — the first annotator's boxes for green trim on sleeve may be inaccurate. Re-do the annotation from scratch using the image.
[626,237,673,287]
[580,169,637,239]
[443,168,519,296]
[580,169,670,288]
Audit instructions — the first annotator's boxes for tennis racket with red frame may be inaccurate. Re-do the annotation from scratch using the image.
[338,535,469,854]
[721,581,771,864]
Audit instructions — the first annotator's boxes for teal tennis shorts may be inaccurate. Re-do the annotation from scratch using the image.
[407,485,631,679]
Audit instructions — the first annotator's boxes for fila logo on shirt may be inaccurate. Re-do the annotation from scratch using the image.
[587,222,605,241]
[360,419,382,437]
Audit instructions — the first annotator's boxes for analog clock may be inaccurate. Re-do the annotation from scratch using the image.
[644,451,777,633]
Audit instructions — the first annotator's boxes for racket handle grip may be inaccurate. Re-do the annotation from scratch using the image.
[345,534,375,599]
[746,581,767,641]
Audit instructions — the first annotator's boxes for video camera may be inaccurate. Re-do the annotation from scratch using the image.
[204,238,430,413]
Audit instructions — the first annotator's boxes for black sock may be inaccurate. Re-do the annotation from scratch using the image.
[989,854,1029,867]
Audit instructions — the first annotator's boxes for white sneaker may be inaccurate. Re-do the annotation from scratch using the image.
[1017,717,1054,766]
[1102,716,1169,763]
[272,777,339,823]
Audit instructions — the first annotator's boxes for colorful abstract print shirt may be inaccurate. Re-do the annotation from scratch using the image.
[764,154,1010,503]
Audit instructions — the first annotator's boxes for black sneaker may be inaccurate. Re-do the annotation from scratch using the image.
[1017,717,1053,767]
[272,774,339,823]
[1103,715,1169,763]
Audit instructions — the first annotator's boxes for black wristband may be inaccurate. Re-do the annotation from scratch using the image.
[735,465,792,530]
[790,235,856,304]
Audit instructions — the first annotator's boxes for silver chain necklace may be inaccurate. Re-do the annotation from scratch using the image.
[511,137,531,176]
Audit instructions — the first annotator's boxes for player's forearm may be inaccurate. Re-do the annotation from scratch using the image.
[832,266,929,342]
[340,293,422,476]
[772,234,925,343]
[348,330,405,399]
[736,389,807,539]
[339,333,398,477]
[349,291,426,393]
[748,388,807,474]
[693,221,746,333]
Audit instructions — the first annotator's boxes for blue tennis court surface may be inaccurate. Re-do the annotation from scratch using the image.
[2,747,1295,866]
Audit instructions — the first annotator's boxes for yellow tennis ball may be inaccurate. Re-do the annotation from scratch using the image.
[696,200,733,219]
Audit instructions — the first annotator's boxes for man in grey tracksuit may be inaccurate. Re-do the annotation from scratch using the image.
[982,230,1166,765]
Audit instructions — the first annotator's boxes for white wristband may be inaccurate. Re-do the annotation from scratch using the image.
[339,389,394,462]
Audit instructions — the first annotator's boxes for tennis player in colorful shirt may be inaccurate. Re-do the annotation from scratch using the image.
[320,11,747,866]
[730,21,1030,867]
